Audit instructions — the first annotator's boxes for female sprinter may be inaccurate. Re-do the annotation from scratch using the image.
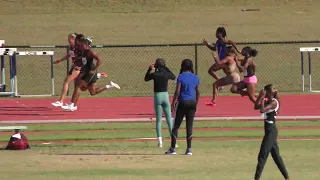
[144,58,175,147]
[205,46,240,106]
[231,46,258,103]
[165,59,200,155]
[253,84,290,180]
[51,33,84,107]
[203,27,241,90]
[61,38,120,111]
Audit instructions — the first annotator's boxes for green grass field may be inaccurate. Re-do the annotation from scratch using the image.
[1,0,320,96]
[0,120,320,180]
[1,1,320,178]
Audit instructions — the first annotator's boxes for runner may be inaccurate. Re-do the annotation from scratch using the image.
[51,33,81,107]
[203,27,241,91]
[231,46,259,103]
[205,46,240,106]
[61,38,120,111]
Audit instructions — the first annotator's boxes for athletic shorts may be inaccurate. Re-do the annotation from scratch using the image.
[222,73,240,85]
[68,66,81,75]
[243,75,258,84]
[81,72,98,84]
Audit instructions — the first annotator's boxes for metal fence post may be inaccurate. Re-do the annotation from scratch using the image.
[194,43,198,75]
[66,47,70,96]
[50,55,54,95]
[300,52,304,92]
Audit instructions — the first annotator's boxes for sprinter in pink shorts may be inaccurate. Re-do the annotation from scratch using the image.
[231,46,259,104]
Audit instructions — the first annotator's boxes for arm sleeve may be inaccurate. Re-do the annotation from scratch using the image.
[144,69,154,81]
[166,67,176,80]
[176,75,181,84]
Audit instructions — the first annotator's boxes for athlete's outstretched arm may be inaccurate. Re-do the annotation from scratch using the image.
[222,39,241,53]
[213,53,230,65]
[90,51,102,71]
[203,39,216,51]
[54,54,68,64]
[171,83,181,111]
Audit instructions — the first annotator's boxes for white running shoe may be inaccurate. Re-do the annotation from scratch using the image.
[51,101,63,107]
[61,103,77,112]
[110,81,121,89]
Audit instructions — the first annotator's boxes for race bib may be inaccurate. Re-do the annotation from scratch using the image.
[69,51,75,57]
[82,57,87,65]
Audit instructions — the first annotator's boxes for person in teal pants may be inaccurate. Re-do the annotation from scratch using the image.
[144,58,176,147]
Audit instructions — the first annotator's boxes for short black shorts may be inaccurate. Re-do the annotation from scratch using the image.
[81,72,98,84]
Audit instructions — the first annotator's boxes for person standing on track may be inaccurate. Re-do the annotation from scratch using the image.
[205,46,240,107]
[165,59,200,156]
[253,84,290,180]
[144,58,176,148]
[62,38,120,112]
[231,46,259,104]
[203,27,241,91]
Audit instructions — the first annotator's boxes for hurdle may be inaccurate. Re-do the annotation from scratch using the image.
[14,51,55,97]
[0,48,18,97]
[0,126,27,130]
[299,47,320,92]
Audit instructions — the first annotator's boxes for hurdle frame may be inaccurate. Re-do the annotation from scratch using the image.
[1,40,6,86]
[0,48,18,97]
[14,51,55,97]
[299,47,320,92]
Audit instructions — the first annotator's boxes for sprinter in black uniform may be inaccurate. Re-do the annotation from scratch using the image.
[253,84,290,180]
[61,38,120,111]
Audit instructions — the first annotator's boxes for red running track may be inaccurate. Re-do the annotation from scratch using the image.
[0,94,319,122]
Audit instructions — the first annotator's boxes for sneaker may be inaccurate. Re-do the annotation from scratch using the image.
[165,148,177,155]
[97,72,108,79]
[61,103,77,112]
[218,86,224,91]
[110,81,121,89]
[185,149,192,155]
[51,101,63,107]
[158,143,163,148]
[175,144,179,148]
[205,101,216,107]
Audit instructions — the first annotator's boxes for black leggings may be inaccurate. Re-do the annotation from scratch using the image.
[254,127,289,180]
[171,100,197,149]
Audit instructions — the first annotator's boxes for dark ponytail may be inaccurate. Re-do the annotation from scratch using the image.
[250,49,258,57]
[242,46,258,57]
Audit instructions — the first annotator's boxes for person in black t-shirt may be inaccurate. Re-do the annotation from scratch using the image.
[144,58,176,147]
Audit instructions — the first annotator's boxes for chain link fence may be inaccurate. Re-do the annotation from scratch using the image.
[2,41,320,97]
